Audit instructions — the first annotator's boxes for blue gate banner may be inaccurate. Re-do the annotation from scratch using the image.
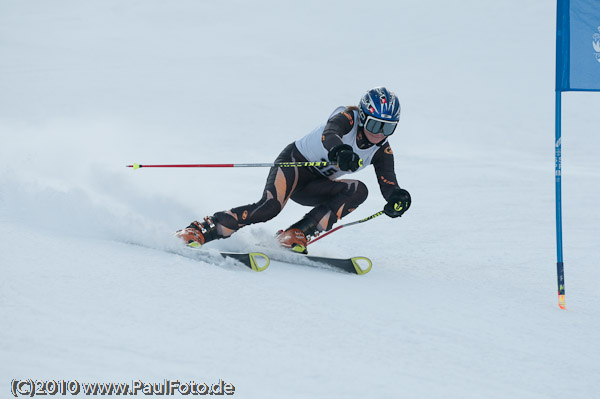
[556,0,600,91]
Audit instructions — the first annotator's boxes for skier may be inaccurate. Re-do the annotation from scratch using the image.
[176,86,412,253]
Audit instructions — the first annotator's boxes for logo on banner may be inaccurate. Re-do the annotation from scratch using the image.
[594,26,600,63]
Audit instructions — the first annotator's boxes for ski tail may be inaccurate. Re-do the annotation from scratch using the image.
[303,255,372,274]
[350,256,372,275]
[221,252,270,272]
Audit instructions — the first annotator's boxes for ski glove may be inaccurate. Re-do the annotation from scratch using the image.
[384,188,411,218]
[328,144,363,172]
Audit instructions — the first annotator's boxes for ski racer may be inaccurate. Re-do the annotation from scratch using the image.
[176,87,412,253]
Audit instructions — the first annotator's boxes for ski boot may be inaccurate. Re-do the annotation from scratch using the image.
[277,228,309,254]
[175,217,218,248]
[277,217,318,255]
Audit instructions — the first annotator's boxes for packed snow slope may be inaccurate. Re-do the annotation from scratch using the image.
[1,1,599,398]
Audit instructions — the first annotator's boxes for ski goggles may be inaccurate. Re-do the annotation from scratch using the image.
[364,116,398,136]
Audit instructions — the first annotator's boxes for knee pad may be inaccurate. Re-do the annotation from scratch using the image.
[343,180,368,207]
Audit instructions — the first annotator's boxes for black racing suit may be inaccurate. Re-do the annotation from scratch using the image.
[211,107,401,237]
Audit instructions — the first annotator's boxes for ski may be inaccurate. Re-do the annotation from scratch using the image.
[218,251,270,272]
[126,241,270,272]
[262,249,372,274]
[298,255,372,275]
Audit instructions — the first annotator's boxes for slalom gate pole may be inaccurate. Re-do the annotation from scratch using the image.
[307,211,384,246]
[126,161,332,169]
[555,90,566,310]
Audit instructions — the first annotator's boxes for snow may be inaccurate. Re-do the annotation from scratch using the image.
[1,1,600,398]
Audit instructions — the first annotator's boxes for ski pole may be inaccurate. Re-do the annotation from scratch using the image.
[307,211,385,246]
[126,161,332,169]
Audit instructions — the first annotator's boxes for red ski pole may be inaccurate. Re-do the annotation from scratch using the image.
[308,211,384,246]
[126,161,332,169]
